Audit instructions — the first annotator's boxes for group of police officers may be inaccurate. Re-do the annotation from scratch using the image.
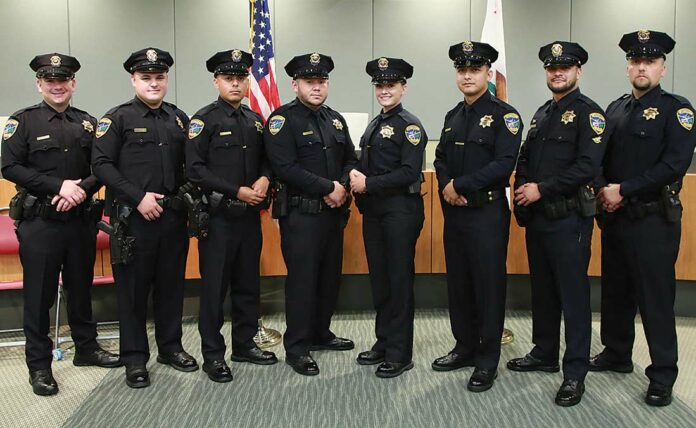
[1,28,694,409]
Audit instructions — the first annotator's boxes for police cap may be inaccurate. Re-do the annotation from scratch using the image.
[30,53,81,80]
[448,41,498,68]
[123,47,173,74]
[538,41,588,68]
[365,57,413,84]
[619,30,675,59]
[206,49,252,75]
[284,52,334,79]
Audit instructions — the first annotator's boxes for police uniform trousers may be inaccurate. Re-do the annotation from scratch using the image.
[279,207,344,358]
[600,211,680,386]
[443,198,509,369]
[362,194,424,364]
[113,208,189,366]
[525,212,593,380]
[198,210,261,362]
[18,216,99,370]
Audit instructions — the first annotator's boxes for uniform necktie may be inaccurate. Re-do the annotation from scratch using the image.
[154,109,175,193]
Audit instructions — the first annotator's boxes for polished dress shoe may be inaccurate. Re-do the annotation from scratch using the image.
[467,368,497,392]
[125,365,150,389]
[230,347,278,365]
[156,351,199,372]
[588,353,633,373]
[309,337,355,351]
[73,347,123,368]
[202,360,233,383]
[356,350,385,365]
[375,361,414,378]
[645,382,672,407]
[555,379,584,407]
[432,352,475,372]
[507,353,559,373]
[286,355,319,376]
[29,369,58,396]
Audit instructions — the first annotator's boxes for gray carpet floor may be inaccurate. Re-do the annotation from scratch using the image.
[57,310,696,428]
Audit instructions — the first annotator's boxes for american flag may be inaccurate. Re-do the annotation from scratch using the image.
[249,0,280,122]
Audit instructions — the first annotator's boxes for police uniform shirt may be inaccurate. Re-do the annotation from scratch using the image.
[186,98,272,196]
[264,99,358,196]
[91,97,189,206]
[358,104,426,192]
[515,89,606,197]
[434,91,522,194]
[603,85,696,199]
[1,101,98,195]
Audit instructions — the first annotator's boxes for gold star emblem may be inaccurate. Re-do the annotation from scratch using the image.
[82,120,94,133]
[332,119,343,130]
[479,115,494,128]
[379,124,394,139]
[643,107,659,120]
[561,110,576,124]
[176,116,184,129]
[255,121,263,133]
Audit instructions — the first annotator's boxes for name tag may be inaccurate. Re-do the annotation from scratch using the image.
[454,141,465,146]
[444,128,452,132]
[134,128,147,133]
[36,135,50,141]
[302,131,314,136]
[219,131,232,136]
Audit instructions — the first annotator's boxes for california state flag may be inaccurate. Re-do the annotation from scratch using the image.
[480,0,508,102]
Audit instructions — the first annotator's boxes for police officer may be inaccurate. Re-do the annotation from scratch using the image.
[1,53,121,396]
[92,48,198,388]
[432,42,522,392]
[507,42,606,407]
[264,52,358,376]
[591,31,696,407]
[187,49,278,383]
[350,57,425,378]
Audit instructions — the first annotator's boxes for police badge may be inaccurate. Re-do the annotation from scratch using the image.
[232,49,242,62]
[479,115,493,128]
[82,120,94,133]
[50,55,61,67]
[332,119,344,130]
[561,110,576,124]
[551,43,563,57]
[146,49,158,62]
[378,57,389,71]
[380,124,394,139]
[637,29,650,43]
[462,41,474,52]
[643,107,659,120]
[310,53,321,65]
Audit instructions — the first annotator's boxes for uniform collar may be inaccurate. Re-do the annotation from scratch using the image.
[217,97,244,117]
[379,103,403,120]
[294,98,323,117]
[41,101,77,122]
[465,91,494,115]
[633,84,662,107]
[554,88,581,111]
[132,96,171,118]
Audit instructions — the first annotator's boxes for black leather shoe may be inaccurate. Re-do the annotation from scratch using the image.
[286,355,319,376]
[230,347,278,365]
[309,337,355,351]
[125,365,150,389]
[589,353,633,373]
[645,382,672,407]
[156,351,199,372]
[507,354,560,373]
[467,368,497,392]
[29,369,58,396]
[555,379,584,407]
[356,350,385,365]
[73,347,123,368]
[432,352,475,372]
[375,361,414,378]
[202,360,233,383]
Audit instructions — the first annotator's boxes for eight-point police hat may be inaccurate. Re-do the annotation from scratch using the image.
[30,53,81,80]
[206,49,253,75]
[123,47,174,73]
[538,41,588,68]
[365,57,413,84]
[284,52,334,79]
[449,41,498,67]
[619,30,675,59]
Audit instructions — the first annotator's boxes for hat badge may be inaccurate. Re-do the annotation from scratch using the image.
[377,57,389,71]
[50,55,61,67]
[551,43,563,58]
[462,41,474,53]
[146,49,158,62]
[309,52,321,65]
[637,29,650,43]
[231,49,242,63]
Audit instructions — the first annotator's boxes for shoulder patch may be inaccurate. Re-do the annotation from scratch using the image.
[268,115,285,135]
[95,118,112,139]
[677,108,694,131]
[504,113,521,135]
[188,119,205,139]
[589,112,606,135]
[3,119,19,140]
[405,124,422,145]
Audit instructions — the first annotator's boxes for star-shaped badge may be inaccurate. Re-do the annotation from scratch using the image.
[480,115,494,128]
[379,124,394,139]
[82,120,94,133]
[176,116,185,129]
[643,107,659,120]
[332,119,344,130]
[561,110,576,124]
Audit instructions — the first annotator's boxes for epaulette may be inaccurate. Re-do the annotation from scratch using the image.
[10,103,42,118]
[662,90,693,107]
[194,102,218,117]
[397,108,423,127]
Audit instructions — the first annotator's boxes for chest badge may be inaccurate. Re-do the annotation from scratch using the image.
[677,108,694,131]
[255,121,263,133]
[82,120,94,133]
[332,119,344,130]
[176,116,185,130]
[561,110,576,124]
[643,107,659,120]
[479,115,494,128]
[380,124,395,139]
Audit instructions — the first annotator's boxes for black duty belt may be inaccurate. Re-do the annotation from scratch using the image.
[463,189,505,208]
[288,195,329,214]
[625,200,661,219]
